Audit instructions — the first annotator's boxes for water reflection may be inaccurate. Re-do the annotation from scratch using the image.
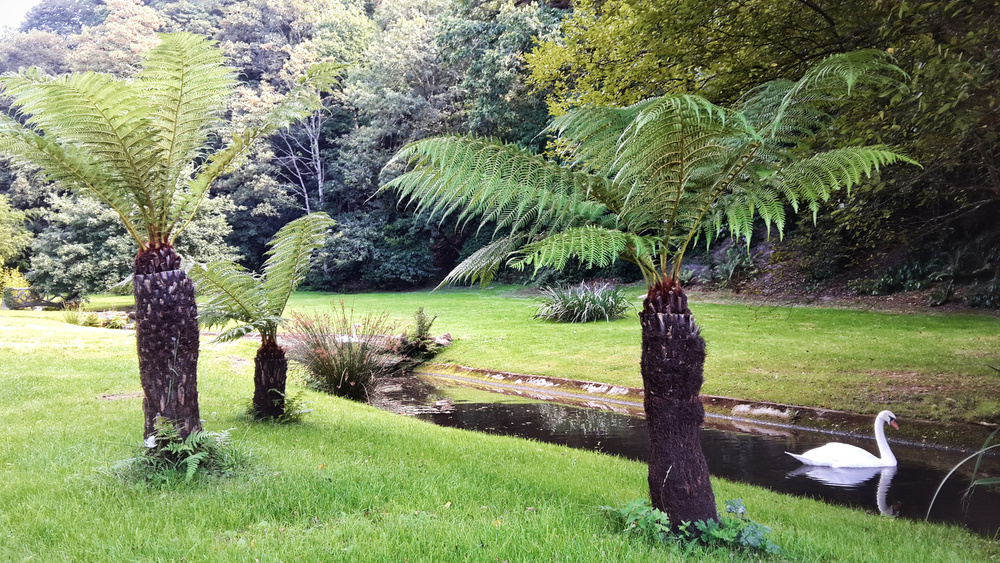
[788,466,899,515]
[374,377,1000,537]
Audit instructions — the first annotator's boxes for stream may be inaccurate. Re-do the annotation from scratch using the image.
[372,376,1000,538]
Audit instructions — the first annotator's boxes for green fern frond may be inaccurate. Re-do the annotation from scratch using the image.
[438,235,525,288]
[384,136,609,236]
[189,261,267,338]
[509,226,634,272]
[262,213,335,315]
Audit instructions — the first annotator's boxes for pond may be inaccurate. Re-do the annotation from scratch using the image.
[372,376,1000,538]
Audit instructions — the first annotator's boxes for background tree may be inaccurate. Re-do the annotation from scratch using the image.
[0,194,30,267]
[191,212,335,419]
[0,32,337,440]
[383,52,914,526]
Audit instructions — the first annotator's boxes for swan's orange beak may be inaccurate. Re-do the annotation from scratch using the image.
[889,419,899,430]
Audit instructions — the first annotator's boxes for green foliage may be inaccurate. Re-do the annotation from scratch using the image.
[400,306,440,359]
[114,417,247,485]
[287,302,400,401]
[927,429,1000,522]
[712,246,759,290]
[0,194,31,265]
[244,390,312,424]
[0,32,334,252]
[534,281,631,323]
[604,498,780,555]
[0,264,30,293]
[192,212,335,345]
[384,52,914,289]
[966,279,1000,309]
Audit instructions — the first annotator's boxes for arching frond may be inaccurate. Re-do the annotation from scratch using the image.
[189,261,267,337]
[261,213,335,315]
[509,226,637,273]
[438,235,526,288]
[770,146,918,220]
[139,32,235,224]
[384,136,611,236]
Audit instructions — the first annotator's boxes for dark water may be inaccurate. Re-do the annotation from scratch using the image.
[374,378,1000,537]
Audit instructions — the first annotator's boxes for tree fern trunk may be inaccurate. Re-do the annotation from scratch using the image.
[133,243,201,440]
[640,279,718,527]
[253,342,288,420]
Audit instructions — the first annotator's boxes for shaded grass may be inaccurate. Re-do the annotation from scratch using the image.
[80,286,1000,422]
[1,311,998,561]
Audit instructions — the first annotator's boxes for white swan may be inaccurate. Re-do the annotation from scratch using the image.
[786,410,898,468]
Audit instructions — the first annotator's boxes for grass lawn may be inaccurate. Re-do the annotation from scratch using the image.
[85,286,1000,423]
[1,310,998,561]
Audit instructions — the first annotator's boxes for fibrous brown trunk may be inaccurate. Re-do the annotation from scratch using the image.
[133,243,201,439]
[253,342,288,420]
[640,278,718,527]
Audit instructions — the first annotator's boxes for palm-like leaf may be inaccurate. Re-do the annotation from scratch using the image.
[189,261,269,343]
[384,51,916,288]
[0,33,343,250]
[261,212,336,316]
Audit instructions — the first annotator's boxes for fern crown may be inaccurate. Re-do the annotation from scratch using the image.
[382,50,917,287]
[0,32,342,251]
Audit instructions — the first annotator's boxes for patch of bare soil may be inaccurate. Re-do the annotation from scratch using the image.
[99,392,141,400]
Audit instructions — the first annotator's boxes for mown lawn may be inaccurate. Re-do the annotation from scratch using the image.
[86,286,1000,422]
[1,310,998,561]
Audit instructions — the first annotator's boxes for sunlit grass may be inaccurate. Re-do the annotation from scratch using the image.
[0,311,997,561]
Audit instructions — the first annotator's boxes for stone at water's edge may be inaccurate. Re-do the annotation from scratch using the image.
[640,310,718,526]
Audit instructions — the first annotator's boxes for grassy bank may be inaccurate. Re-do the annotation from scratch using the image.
[84,286,1000,423]
[1,311,998,561]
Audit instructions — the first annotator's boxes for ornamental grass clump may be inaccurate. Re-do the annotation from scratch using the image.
[535,281,632,323]
[288,302,400,401]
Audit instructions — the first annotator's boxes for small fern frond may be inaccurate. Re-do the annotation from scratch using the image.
[261,213,335,315]
[189,261,266,336]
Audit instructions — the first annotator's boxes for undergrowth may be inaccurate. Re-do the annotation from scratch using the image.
[113,417,249,485]
[604,498,780,556]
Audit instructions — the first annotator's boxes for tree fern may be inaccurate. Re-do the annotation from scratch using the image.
[384,51,916,288]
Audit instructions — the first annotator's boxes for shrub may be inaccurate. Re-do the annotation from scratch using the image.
[604,498,780,555]
[400,307,439,359]
[62,303,85,325]
[534,281,631,323]
[966,279,1000,308]
[287,302,400,401]
[113,417,247,485]
[0,265,29,293]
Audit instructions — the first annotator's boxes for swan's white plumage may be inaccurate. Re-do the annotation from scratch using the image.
[786,410,898,468]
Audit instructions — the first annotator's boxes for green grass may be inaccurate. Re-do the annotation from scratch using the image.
[1,311,998,561]
[79,286,1000,422]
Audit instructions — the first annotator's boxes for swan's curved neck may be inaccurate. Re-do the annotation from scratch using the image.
[874,418,896,466]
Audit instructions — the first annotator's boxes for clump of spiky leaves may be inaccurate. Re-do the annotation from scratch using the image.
[400,307,440,359]
[535,281,631,323]
[287,302,400,401]
[114,417,248,485]
[926,428,1000,522]
[383,50,917,290]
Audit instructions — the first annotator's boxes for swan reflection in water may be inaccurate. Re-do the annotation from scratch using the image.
[788,465,900,516]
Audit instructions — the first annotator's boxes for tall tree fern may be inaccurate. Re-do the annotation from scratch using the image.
[382,50,916,526]
[0,32,341,439]
[191,213,335,420]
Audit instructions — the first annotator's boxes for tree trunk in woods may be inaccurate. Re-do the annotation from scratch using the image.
[253,342,288,420]
[133,243,201,439]
[640,278,718,527]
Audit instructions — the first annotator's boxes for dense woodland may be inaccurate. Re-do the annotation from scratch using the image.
[0,0,997,307]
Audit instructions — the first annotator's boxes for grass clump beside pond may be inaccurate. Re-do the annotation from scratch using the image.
[1,310,998,561]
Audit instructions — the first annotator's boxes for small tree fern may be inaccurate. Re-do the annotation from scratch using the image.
[191,213,335,419]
